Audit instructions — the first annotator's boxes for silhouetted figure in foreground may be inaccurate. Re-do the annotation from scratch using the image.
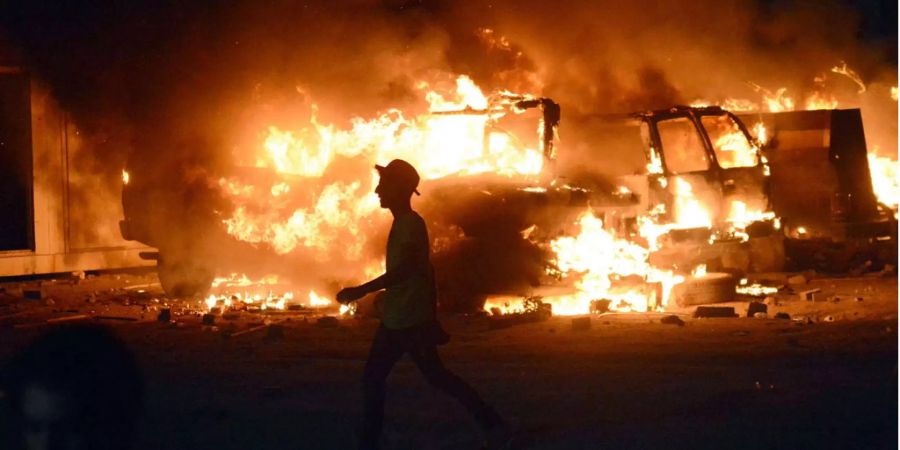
[4,324,143,450]
[338,159,511,450]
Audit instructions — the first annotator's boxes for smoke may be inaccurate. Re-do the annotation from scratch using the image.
[0,0,894,298]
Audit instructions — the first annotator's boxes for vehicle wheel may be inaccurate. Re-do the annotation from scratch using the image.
[157,257,215,298]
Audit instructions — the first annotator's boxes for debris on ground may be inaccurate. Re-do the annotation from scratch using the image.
[660,315,685,326]
[797,288,822,301]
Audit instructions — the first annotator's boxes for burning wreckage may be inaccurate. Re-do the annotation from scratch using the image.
[118,77,897,320]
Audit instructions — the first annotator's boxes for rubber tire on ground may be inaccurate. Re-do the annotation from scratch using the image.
[671,272,737,308]
[157,257,215,298]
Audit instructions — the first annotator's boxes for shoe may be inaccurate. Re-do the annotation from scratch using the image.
[483,421,513,450]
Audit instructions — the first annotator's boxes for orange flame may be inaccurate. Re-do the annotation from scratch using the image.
[485,211,684,315]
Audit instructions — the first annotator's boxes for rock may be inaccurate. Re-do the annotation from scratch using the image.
[774,312,791,320]
[157,308,171,323]
[571,317,591,331]
[747,302,767,317]
[660,315,685,326]
[202,314,216,326]
[787,274,807,285]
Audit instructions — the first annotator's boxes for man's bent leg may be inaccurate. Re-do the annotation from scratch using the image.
[361,326,404,450]
[409,345,502,431]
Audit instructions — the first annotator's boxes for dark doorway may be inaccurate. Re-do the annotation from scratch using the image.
[0,71,34,251]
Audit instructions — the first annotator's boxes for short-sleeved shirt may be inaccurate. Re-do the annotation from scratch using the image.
[382,211,436,330]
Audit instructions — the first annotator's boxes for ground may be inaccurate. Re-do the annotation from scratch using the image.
[0,270,896,450]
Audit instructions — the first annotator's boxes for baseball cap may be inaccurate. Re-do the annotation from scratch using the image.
[375,159,421,195]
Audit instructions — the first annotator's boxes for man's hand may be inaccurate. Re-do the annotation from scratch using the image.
[336,286,367,304]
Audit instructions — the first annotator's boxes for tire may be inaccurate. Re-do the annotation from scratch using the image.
[157,257,215,298]
[670,272,737,308]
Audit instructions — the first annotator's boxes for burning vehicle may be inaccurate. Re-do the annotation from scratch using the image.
[118,76,895,317]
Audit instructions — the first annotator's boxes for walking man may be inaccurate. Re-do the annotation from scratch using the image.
[337,159,511,450]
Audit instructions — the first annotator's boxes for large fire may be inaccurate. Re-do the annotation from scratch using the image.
[206,63,895,319]
[693,65,899,214]
[868,150,900,212]
[484,211,684,315]
[221,75,543,260]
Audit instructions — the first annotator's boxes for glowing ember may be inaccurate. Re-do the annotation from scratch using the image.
[122,169,130,185]
[736,279,779,297]
[204,273,339,312]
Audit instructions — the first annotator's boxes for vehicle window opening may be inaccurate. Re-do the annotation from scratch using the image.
[656,117,709,174]
[701,114,758,169]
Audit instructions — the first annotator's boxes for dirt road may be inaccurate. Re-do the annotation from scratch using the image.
[0,273,896,449]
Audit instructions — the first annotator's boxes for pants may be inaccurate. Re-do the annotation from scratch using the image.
[360,325,500,449]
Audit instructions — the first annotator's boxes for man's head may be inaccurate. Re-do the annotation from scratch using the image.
[374,159,420,209]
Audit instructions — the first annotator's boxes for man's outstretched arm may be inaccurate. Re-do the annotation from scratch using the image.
[336,244,425,303]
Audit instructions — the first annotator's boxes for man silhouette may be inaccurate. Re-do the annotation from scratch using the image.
[337,159,511,450]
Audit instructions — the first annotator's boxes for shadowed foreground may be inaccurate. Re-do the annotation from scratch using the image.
[0,278,896,450]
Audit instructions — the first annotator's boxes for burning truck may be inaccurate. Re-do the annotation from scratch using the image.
[118,76,896,316]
